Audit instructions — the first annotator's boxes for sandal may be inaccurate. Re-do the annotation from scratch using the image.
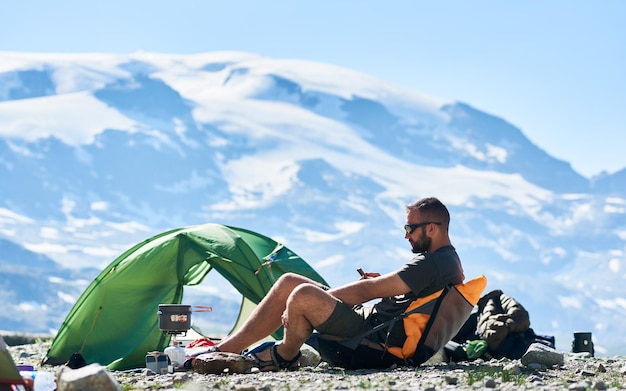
[246,342,301,371]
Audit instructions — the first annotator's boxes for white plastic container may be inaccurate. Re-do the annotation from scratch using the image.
[34,371,56,391]
[18,368,36,389]
[164,340,186,369]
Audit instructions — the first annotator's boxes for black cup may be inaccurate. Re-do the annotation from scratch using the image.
[572,332,594,356]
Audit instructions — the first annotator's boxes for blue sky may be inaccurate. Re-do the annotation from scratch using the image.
[1,0,623,178]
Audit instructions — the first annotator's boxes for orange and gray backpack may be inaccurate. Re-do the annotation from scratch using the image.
[311,275,488,369]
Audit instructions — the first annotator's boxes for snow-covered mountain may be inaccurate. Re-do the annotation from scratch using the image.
[1,51,624,355]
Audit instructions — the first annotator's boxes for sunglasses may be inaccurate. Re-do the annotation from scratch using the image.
[404,221,441,234]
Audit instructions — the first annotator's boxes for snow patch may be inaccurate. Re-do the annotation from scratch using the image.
[314,254,344,269]
[57,291,76,304]
[0,91,138,144]
[609,259,621,273]
[40,227,59,240]
[0,208,33,224]
[90,201,109,211]
[106,221,152,234]
[302,222,365,243]
[558,296,582,309]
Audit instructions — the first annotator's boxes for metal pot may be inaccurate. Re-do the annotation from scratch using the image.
[158,304,192,333]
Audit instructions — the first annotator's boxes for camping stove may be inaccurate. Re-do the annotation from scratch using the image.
[158,304,192,336]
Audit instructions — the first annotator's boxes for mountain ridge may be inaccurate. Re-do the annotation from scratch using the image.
[0,51,624,355]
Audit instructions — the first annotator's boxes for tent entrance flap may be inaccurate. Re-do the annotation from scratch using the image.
[231,296,256,335]
[227,295,280,340]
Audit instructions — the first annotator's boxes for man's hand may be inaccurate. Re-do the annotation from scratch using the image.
[281,310,289,328]
[359,271,381,280]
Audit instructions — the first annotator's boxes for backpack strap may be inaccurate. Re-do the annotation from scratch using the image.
[316,293,444,368]
[331,285,449,357]
[331,310,405,351]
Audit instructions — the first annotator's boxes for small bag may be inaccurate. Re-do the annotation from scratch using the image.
[66,352,87,369]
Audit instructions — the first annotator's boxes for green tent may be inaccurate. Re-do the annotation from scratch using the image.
[44,223,328,370]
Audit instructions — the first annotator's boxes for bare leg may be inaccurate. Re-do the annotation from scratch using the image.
[279,284,339,359]
[216,273,324,354]
[250,283,339,363]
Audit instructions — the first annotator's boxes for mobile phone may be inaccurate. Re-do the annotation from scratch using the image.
[357,268,365,276]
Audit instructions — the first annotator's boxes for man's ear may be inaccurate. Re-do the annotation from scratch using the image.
[428,223,441,236]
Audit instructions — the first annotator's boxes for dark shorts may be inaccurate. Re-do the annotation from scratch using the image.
[315,302,375,338]
[310,302,407,370]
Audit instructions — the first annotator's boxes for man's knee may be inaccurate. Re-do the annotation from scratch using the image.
[276,272,314,290]
[288,284,330,307]
[287,284,337,325]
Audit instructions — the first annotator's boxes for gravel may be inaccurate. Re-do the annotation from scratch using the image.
[7,341,626,390]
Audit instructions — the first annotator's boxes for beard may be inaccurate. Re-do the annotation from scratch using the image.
[411,228,432,254]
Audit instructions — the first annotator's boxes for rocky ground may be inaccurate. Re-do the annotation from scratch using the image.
[6,340,626,390]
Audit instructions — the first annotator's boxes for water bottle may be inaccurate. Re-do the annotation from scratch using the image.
[164,340,186,369]
[18,367,36,389]
[34,371,56,391]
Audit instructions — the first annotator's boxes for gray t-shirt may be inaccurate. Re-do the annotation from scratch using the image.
[371,245,464,346]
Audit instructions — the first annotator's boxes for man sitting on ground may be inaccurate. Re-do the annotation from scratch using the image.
[202,196,465,370]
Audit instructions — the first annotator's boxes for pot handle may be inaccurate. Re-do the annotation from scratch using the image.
[193,305,212,313]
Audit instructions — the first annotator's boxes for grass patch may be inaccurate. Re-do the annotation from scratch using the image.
[466,366,527,386]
